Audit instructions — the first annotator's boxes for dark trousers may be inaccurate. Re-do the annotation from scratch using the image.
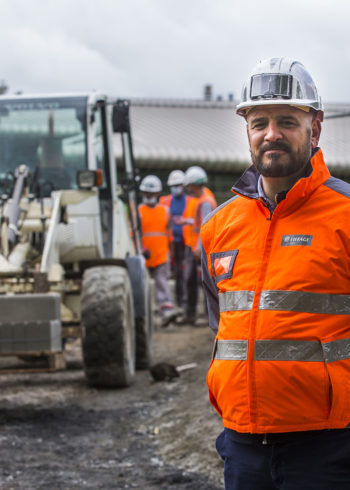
[216,428,350,490]
[173,240,186,307]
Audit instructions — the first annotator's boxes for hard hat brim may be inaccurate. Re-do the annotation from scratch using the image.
[236,99,323,117]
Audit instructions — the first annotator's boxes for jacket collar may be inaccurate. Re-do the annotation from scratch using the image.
[231,148,330,215]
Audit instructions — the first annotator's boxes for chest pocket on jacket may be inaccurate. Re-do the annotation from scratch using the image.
[210,250,239,284]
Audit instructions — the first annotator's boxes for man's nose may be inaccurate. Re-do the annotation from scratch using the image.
[264,121,282,141]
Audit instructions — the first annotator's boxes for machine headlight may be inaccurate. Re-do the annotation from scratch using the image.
[77,169,104,189]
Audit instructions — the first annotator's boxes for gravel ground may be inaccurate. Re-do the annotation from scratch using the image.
[0,320,224,490]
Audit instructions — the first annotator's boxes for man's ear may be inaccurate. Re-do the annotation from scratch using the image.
[311,117,321,148]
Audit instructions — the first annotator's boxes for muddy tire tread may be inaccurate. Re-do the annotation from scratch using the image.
[81,266,135,388]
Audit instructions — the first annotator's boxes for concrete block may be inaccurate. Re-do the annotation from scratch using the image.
[0,294,62,353]
[0,294,60,322]
[0,325,12,353]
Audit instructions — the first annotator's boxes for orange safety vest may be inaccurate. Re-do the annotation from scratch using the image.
[183,191,217,251]
[159,194,172,208]
[194,192,217,233]
[139,203,170,268]
[183,196,198,249]
[191,192,217,252]
[201,148,350,434]
[204,187,217,207]
[160,194,193,243]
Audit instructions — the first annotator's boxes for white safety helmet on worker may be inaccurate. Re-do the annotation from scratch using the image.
[139,174,162,193]
[184,166,208,186]
[167,170,185,186]
[236,57,324,121]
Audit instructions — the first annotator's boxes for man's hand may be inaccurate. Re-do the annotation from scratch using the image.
[173,216,194,226]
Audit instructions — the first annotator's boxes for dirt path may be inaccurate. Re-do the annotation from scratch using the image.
[0,323,224,489]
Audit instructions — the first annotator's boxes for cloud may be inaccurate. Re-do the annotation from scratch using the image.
[0,26,127,94]
[0,0,349,102]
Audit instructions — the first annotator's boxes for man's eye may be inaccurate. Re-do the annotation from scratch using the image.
[252,122,266,130]
[281,120,297,127]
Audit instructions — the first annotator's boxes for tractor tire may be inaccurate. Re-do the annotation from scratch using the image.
[81,266,135,388]
[135,276,154,370]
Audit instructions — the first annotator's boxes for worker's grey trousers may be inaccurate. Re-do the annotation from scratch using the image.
[149,262,174,315]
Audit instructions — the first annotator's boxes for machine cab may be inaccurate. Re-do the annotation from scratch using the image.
[0,93,135,262]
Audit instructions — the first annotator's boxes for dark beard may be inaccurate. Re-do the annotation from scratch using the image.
[251,136,311,178]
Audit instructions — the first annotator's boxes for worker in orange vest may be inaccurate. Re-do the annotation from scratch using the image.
[186,165,217,208]
[176,166,216,325]
[184,166,217,259]
[138,175,177,327]
[201,57,350,489]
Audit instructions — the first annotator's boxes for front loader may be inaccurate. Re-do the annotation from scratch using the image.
[0,93,153,387]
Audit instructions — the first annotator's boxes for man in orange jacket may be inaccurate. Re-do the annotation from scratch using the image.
[201,58,350,489]
[138,174,177,327]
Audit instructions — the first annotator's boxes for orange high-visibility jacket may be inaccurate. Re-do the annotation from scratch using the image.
[139,203,170,268]
[201,148,350,434]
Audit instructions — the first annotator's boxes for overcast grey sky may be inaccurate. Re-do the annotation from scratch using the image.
[1,0,349,103]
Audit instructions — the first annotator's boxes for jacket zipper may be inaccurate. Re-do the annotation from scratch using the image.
[249,206,278,432]
[232,189,276,431]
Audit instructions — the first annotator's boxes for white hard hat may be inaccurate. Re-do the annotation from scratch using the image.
[167,170,185,186]
[139,175,162,193]
[184,166,208,186]
[236,57,323,119]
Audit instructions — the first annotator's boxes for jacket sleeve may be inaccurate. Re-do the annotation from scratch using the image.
[201,243,219,333]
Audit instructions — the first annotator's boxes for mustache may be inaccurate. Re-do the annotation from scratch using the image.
[259,141,291,154]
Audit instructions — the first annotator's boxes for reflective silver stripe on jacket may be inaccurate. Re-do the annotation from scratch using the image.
[213,339,350,363]
[219,291,255,311]
[254,340,323,361]
[214,340,248,360]
[259,290,350,315]
[323,338,350,363]
[142,232,168,237]
[218,290,350,315]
